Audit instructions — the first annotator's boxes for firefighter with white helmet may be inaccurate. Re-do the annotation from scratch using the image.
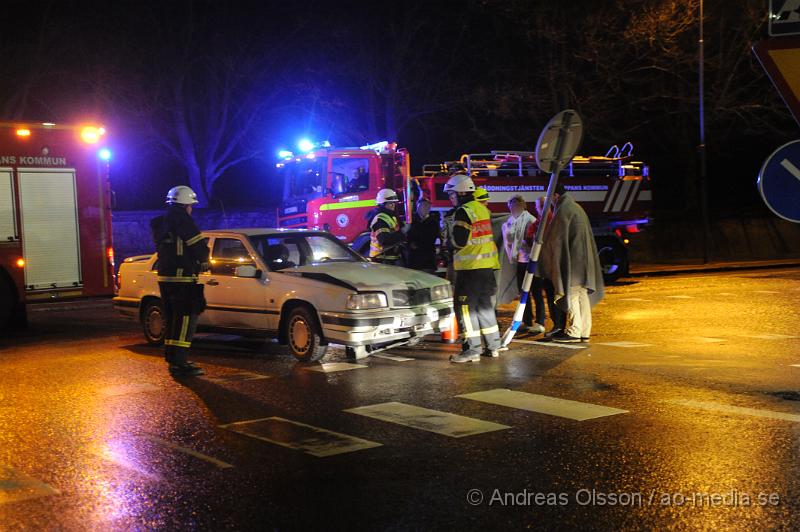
[150,185,210,376]
[369,188,407,264]
[445,174,502,363]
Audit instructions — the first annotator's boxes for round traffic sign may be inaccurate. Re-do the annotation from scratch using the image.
[535,110,584,174]
[758,139,800,223]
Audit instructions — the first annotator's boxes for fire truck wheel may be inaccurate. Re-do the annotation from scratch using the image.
[284,305,328,362]
[141,298,166,345]
[597,238,628,284]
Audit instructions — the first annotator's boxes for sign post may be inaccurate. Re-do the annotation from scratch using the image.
[501,110,583,347]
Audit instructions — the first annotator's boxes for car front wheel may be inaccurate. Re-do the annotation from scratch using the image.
[141,299,166,345]
[285,306,327,362]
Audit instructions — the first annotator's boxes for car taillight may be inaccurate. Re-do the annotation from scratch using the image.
[15,258,25,268]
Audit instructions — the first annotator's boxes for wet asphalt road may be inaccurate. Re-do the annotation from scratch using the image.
[1,268,799,531]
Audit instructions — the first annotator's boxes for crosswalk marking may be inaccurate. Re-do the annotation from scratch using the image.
[202,371,270,383]
[139,434,234,469]
[741,334,799,340]
[370,353,415,362]
[457,389,628,421]
[0,465,59,505]
[668,399,800,423]
[344,402,510,438]
[219,417,381,457]
[511,339,587,350]
[666,295,694,299]
[303,362,368,373]
[597,341,653,348]
[100,383,161,396]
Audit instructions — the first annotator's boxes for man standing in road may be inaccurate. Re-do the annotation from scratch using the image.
[541,184,604,343]
[446,175,502,363]
[150,186,210,377]
[369,188,408,265]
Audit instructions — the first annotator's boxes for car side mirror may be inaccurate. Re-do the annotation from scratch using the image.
[235,265,261,278]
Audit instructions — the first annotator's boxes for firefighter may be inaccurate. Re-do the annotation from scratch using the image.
[445,175,502,363]
[474,187,490,204]
[150,186,210,377]
[369,188,408,265]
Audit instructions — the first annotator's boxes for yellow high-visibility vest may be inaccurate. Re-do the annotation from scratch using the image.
[453,200,500,270]
[369,211,400,259]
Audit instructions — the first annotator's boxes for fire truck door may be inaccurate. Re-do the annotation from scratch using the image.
[17,169,82,290]
[0,168,16,241]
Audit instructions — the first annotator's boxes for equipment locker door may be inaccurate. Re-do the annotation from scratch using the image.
[18,168,82,290]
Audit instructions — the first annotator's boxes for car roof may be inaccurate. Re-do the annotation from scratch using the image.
[202,228,326,237]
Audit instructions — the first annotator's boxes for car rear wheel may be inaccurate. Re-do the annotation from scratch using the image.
[141,299,166,345]
[285,306,327,362]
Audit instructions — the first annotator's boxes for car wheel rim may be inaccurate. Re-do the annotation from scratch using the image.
[147,308,164,339]
[289,317,311,354]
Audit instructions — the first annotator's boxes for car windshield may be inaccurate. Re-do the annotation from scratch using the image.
[249,233,364,271]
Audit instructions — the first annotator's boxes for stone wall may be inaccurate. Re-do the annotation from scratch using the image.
[112,209,277,263]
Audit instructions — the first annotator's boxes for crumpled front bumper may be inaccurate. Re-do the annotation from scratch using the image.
[318,300,454,346]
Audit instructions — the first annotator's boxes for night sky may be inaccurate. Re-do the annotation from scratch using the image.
[1,0,796,215]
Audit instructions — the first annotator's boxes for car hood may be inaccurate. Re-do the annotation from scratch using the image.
[289,262,445,291]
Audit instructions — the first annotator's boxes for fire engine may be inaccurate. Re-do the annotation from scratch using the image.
[0,122,115,331]
[275,140,651,282]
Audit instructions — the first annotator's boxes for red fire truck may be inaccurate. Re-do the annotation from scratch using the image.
[0,121,115,331]
[276,141,651,281]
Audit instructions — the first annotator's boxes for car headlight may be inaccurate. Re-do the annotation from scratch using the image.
[346,292,388,310]
[431,284,453,301]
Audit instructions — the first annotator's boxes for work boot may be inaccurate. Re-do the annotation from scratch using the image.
[541,328,562,341]
[525,324,546,335]
[169,363,205,377]
[581,337,590,343]
[481,349,500,358]
[449,352,480,364]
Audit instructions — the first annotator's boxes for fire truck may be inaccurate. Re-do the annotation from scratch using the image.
[276,141,651,281]
[0,121,115,331]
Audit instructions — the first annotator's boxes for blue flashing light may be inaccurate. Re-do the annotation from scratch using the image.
[297,138,314,153]
[278,149,293,159]
[98,148,112,161]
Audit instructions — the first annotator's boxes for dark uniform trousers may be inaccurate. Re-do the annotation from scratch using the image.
[454,268,502,355]
[159,282,204,365]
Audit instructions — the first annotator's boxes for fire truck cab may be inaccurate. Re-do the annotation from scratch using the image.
[277,141,412,245]
[0,122,115,331]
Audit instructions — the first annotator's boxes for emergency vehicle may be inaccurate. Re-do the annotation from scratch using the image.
[275,141,651,281]
[0,122,115,330]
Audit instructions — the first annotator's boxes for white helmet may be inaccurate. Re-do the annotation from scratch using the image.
[166,185,199,205]
[376,188,400,204]
[443,174,475,193]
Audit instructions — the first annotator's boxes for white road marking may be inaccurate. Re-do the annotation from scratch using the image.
[344,402,510,438]
[139,434,234,469]
[93,447,163,482]
[694,337,726,343]
[668,399,800,423]
[0,465,60,505]
[457,389,628,421]
[618,298,651,302]
[303,362,369,373]
[741,334,799,340]
[666,295,694,299]
[370,353,415,362]
[717,293,735,296]
[789,364,800,368]
[100,383,161,396]
[201,371,271,383]
[219,417,381,457]
[597,341,654,348]
[511,339,587,350]
[780,158,800,181]
[753,290,781,294]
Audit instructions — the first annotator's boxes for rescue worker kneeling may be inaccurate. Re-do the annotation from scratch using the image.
[369,188,409,265]
[446,175,502,363]
[150,185,210,377]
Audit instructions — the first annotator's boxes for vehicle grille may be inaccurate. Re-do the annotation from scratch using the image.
[392,288,432,307]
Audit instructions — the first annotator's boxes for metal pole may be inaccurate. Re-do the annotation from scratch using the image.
[699,0,711,263]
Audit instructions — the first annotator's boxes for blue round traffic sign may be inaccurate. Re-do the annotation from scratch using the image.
[758,139,800,223]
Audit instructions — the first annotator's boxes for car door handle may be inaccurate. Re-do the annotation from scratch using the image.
[206,279,219,286]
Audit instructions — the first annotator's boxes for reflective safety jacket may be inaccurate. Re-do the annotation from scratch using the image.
[452,199,500,271]
[150,206,210,282]
[369,207,404,260]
